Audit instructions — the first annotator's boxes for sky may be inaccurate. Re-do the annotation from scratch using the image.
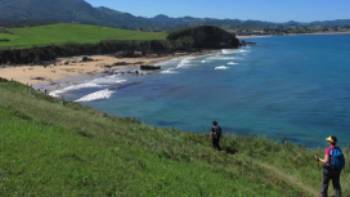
[86,0,350,22]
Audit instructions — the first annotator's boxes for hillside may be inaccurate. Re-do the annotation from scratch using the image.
[0,23,167,49]
[168,26,240,49]
[0,79,349,196]
[0,0,154,30]
[0,25,240,65]
[0,0,349,33]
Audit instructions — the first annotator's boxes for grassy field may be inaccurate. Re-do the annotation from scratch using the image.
[0,23,167,49]
[0,79,349,196]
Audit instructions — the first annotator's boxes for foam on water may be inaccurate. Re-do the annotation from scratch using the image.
[93,75,127,85]
[207,56,236,61]
[75,89,115,102]
[49,82,104,97]
[221,49,236,55]
[49,75,126,97]
[227,61,238,65]
[161,69,178,74]
[154,57,181,66]
[238,48,250,54]
[214,65,229,70]
[176,56,195,68]
[158,56,202,74]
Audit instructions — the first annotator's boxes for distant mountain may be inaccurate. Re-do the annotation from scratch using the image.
[0,0,349,33]
[0,0,155,29]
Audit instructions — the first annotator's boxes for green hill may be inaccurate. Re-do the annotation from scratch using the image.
[0,23,167,49]
[0,79,349,196]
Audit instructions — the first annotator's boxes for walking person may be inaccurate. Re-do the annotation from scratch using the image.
[316,136,345,197]
[210,121,222,150]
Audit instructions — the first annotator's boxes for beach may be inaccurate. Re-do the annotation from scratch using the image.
[0,54,185,87]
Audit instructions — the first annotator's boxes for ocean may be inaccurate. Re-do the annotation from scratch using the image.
[53,34,350,147]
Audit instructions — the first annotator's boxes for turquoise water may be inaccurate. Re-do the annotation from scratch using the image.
[58,34,350,147]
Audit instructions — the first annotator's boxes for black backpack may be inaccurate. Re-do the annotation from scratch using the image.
[212,126,222,138]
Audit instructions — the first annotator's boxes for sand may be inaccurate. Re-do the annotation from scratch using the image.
[0,54,178,86]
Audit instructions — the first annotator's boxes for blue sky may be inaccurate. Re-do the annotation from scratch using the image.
[86,0,350,22]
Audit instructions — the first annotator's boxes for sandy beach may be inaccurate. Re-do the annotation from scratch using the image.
[0,54,183,86]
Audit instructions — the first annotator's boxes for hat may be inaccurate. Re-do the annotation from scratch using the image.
[326,136,337,144]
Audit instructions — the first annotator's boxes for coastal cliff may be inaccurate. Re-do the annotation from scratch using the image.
[0,25,240,65]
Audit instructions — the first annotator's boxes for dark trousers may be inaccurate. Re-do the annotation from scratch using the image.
[212,138,221,150]
[321,167,342,197]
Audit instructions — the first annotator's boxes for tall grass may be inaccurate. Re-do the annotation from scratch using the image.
[0,79,349,196]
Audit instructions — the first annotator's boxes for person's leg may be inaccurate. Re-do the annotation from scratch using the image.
[213,138,220,150]
[217,138,222,151]
[212,139,217,149]
[321,168,331,197]
[332,170,342,197]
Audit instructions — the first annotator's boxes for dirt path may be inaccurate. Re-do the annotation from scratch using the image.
[247,158,319,196]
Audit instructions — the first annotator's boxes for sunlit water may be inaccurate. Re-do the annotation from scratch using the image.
[55,34,350,147]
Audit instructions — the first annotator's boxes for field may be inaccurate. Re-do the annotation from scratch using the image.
[0,23,167,49]
[0,79,349,196]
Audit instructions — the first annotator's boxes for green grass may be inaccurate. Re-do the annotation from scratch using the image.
[0,79,349,196]
[0,23,167,49]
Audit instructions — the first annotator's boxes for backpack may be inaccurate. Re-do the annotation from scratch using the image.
[329,147,345,171]
[212,126,222,139]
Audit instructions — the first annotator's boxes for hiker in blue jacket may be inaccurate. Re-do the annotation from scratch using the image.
[316,136,345,197]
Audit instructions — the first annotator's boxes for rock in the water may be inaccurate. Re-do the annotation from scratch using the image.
[140,65,161,71]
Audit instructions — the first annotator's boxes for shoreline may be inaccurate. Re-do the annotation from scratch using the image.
[0,53,183,87]
[0,50,216,90]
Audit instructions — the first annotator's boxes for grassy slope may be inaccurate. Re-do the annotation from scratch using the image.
[0,80,349,197]
[0,23,167,49]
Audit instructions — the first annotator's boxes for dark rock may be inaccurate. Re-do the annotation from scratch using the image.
[133,51,144,57]
[81,56,93,62]
[114,51,128,57]
[0,78,8,82]
[115,50,145,58]
[31,76,46,81]
[140,65,161,71]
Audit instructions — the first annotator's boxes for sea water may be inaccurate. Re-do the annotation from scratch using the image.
[55,34,350,147]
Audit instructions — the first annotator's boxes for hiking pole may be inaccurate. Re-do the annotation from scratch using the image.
[314,155,320,169]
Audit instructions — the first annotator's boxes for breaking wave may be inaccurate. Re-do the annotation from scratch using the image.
[206,56,236,61]
[214,65,229,70]
[49,82,104,97]
[161,69,178,74]
[227,61,238,65]
[176,56,195,68]
[221,49,236,55]
[49,75,126,97]
[75,89,115,102]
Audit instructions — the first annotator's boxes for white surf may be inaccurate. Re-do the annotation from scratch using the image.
[75,89,115,102]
